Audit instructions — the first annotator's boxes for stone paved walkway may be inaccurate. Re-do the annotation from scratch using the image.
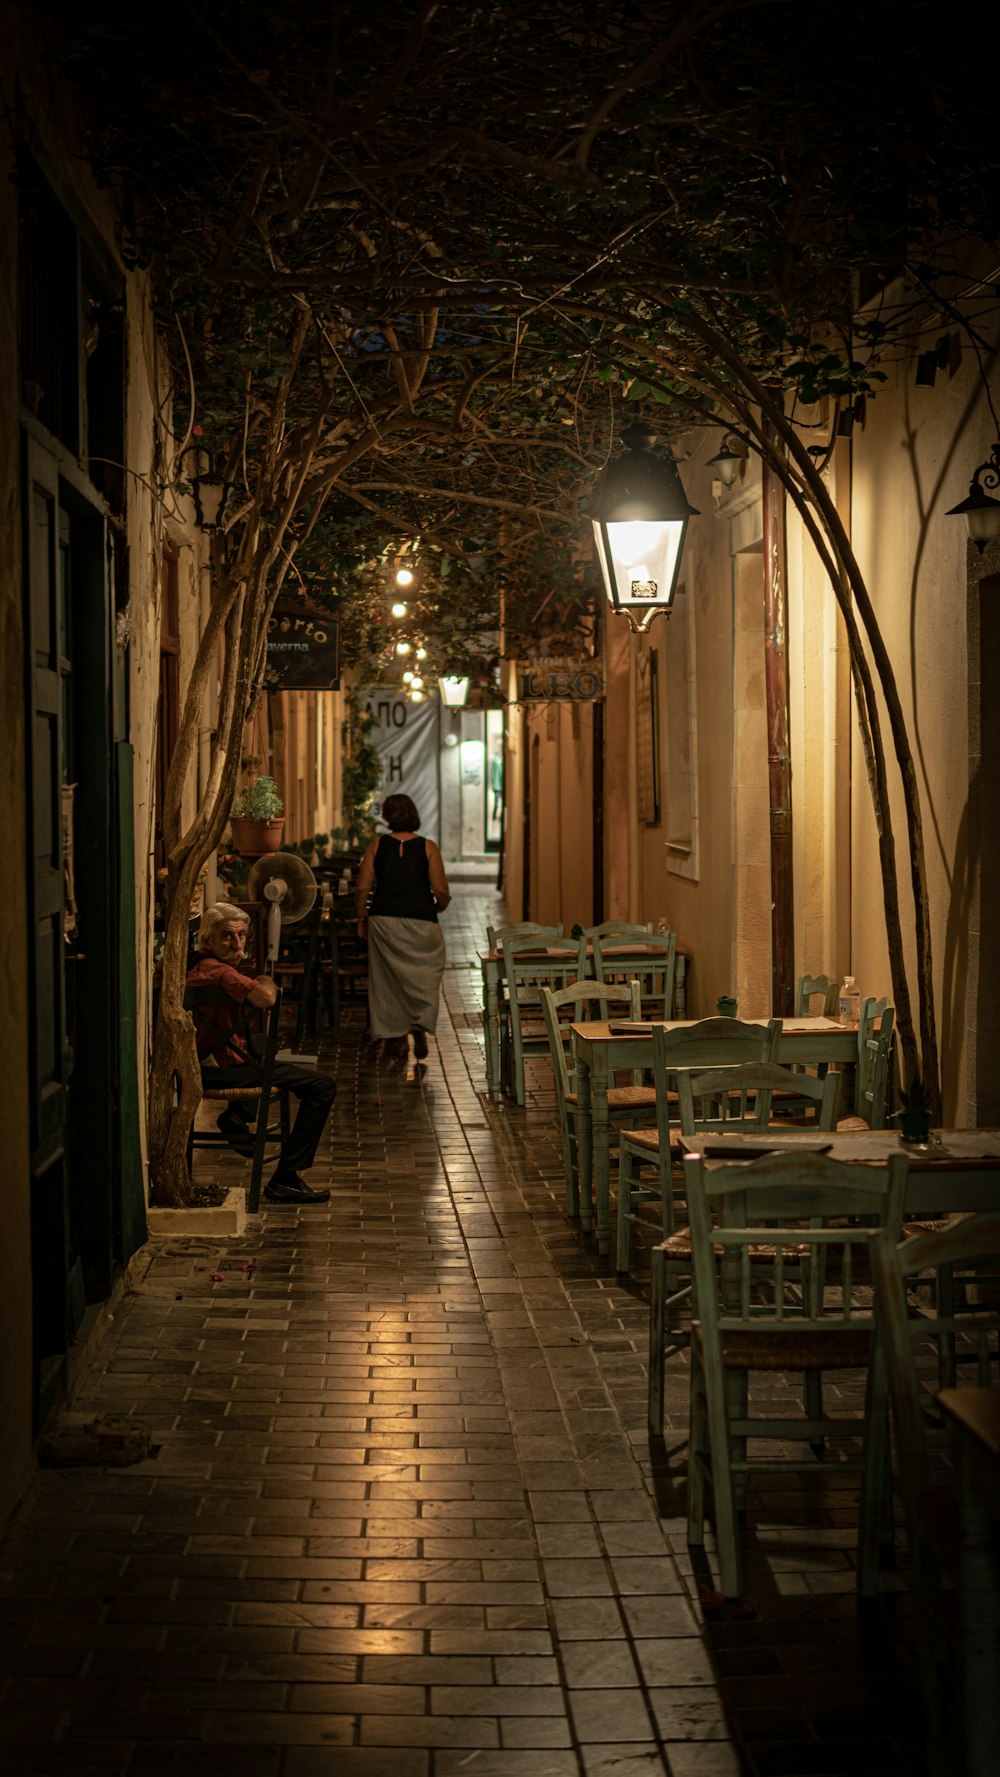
[0,889,923,1776]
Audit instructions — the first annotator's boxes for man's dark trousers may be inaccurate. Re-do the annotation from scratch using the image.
[202,1038,335,1174]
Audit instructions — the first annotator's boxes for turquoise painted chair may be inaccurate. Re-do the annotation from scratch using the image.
[617,1016,783,1284]
[870,1214,1000,1775]
[686,1146,908,1599]
[500,933,586,1106]
[540,978,651,1220]
[593,929,677,1022]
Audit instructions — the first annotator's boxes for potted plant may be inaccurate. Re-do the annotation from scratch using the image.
[229,775,285,857]
[897,1076,932,1145]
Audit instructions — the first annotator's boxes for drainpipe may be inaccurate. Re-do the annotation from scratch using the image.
[198,553,218,906]
[762,426,795,1014]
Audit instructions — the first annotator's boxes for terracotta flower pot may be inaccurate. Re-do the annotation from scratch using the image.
[230,816,285,858]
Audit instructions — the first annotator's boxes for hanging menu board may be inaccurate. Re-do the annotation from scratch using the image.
[264,605,340,690]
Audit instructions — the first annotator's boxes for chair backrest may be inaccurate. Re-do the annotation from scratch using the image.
[647,1017,782,1158]
[182,983,282,1074]
[677,1059,841,1134]
[540,979,642,1101]
[870,1213,1000,1529]
[487,921,562,950]
[795,972,839,1016]
[687,1147,908,1351]
[855,997,895,1128]
[581,920,653,941]
[500,934,586,1009]
[593,930,677,1019]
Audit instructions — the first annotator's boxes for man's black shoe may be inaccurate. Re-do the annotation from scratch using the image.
[263,1174,331,1205]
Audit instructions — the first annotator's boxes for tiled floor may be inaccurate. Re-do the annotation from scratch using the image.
[0,889,924,1775]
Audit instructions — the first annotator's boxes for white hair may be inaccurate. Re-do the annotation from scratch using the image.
[198,901,250,947]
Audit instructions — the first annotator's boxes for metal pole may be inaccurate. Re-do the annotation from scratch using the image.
[762,426,795,1015]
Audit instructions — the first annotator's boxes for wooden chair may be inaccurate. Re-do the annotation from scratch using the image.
[837,997,894,1131]
[499,934,586,1106]
[870,1214,1000,1775]
[593,929,677,1021]
[184,985,288,1212]
[686,1146,908,1599]
[619,1017,783,1285]
[540,979,649,1219]
[795,972,839,1015]
[486,920,562,950]
[579,919,653,941]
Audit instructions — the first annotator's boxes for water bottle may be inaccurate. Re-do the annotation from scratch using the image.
[838,975,860,1023]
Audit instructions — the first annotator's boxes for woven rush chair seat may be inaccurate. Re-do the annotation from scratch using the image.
[692,1324,873,1371]
[662,1230,810,1263]
[566,1084,657,1110]
[199,1081,266,1102]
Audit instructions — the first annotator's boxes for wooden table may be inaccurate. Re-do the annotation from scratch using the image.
[478,943,689,1103]
[571,1016,860,1252]
[938,1387,1000,1777]
[679,1126,1000,1215]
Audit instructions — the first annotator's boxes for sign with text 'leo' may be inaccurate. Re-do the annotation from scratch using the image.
[264,605,340,691]
[516,657,604,701]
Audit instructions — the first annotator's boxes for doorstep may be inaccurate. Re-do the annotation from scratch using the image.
[145,1186,247,1238]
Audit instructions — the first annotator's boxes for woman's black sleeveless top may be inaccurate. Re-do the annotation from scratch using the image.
[369,834,438,922]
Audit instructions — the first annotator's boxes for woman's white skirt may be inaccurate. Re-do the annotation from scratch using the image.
[367,916,446,1037]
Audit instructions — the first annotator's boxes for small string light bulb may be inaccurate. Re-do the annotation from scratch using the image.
[410,689,425,702]
[402,670,414,683]
[395,566,414,587]
[391,601,408,618]
[415,645,427,660]
[410,675,424,690]
[395,640,411,655]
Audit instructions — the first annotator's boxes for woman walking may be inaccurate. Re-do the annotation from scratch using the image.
[355,793,450,1062]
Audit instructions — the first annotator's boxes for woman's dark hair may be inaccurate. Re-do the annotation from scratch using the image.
[382,793,420,832]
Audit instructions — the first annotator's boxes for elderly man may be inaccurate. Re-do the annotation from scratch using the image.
[186,903,335,1205]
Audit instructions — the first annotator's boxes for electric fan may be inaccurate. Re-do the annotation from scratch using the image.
[246,851,318,965]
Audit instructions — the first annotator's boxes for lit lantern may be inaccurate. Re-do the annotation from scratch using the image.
[589,425,698,629]
[707,432,747,488]
[439,676,470,708]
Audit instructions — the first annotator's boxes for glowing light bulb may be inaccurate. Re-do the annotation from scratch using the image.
[415,646,427,660]
[410,675,424,690]
[402,670,414,683]
[395,640,411,655]
[391,601,408,618]
[410,689,425,703]
[395,566,414,587]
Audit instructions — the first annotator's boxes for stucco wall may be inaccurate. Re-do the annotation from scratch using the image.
[850,329,999,1120]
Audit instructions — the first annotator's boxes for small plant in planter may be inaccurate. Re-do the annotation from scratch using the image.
[230,775,285,857]
[896,1076,932,1145]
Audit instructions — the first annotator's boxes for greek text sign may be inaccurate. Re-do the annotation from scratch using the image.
[516,658,604,701]
[366,690,440,842]
[264,605,340,691]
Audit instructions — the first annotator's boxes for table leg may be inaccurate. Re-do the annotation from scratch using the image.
[674,954,687,1019]
[482,961,501,1103]
[574,1041,593,1233]
[590,1051,612,1254]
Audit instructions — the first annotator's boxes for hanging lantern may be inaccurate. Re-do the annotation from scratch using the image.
[588,425,698,629]
[439,676,470,708]
[947,443,1000,551]
[190,449,231,531]
[707,432,747,488]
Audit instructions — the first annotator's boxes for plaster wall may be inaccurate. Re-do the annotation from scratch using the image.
[849,331,999,1120]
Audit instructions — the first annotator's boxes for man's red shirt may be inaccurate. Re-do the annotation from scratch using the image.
[186,953,256,1068]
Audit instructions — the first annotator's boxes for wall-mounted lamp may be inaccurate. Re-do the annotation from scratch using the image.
[190,450,231,530]
[706,432,747,488]
[439,676,470,708]
[587,425,698,629]
[947,442,1000,551]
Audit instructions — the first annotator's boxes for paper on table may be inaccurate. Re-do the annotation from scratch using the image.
[685,1133,834,1159]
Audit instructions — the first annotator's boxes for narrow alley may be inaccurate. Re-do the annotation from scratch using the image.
[0,890,922,1777]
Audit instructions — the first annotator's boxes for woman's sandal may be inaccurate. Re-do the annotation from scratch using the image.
[412,1027,429,1059]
